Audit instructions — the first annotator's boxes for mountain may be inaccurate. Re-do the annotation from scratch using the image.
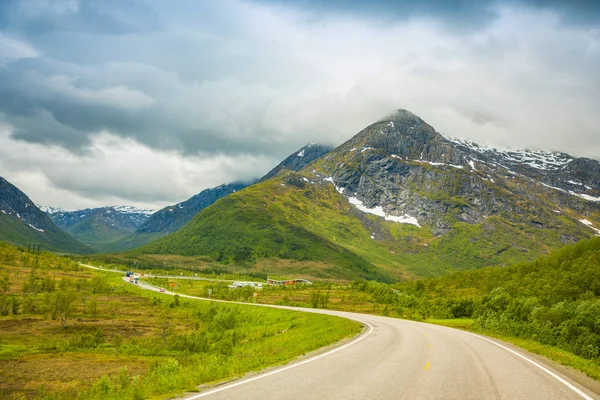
[44,206,155,248]
[139,109,600,281]
[102,143,333,252]
[260,143,333,181]
[102,182,250,252]
[0,176,91,253]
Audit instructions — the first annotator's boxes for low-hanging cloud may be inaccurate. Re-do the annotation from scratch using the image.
[0,0,598,208]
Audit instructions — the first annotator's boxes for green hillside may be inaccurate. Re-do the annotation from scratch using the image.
[63,218,131,245]
[94,231,165,253]
[140,173,391,282]
[391,236,600,364]
[139,171,590,280]
[0,212,92,254]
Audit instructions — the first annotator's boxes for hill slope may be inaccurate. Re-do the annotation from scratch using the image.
[104,143,333,252]
[0,177,91,253]
[139,110,600,280]
[45,206,154,248]
[394,235,600,363]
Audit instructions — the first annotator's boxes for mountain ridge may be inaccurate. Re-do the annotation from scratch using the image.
[138,109,600,280]
[46,205,157,248]
[0,176,92,253]
[98,142,334,252]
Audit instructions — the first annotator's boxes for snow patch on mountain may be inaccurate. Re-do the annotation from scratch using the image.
[28,223,44,233]
[112,206,156,215]
[414,160,464,170]
[322,177,420,226]
[445,137,573,171]
[347,196,421,227]
[579,219,600,236]
[37,205,71,214]
[574,193,600,202]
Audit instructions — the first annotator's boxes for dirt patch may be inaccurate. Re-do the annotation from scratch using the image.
[0,352,151,398]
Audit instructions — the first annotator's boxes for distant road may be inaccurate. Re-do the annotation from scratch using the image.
[79,263,235,282]
[117,277,599,400]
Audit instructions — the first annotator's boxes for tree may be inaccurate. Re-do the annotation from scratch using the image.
[89,296,98,317]
[0,274,9,293]
[50,291,77,328]
[233,246,253,264]
[108,301,120,318]
[80,290,91,314]
[159,311,174,345]
[10,295,20,315]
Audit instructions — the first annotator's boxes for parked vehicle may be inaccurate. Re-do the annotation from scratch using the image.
[228,281,263,289]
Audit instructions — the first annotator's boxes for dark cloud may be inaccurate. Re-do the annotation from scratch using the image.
[0,0,162,35]
[0,0,598,209]
[250,0,600,29]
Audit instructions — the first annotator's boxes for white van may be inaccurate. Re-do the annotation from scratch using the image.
[228,281,263,289]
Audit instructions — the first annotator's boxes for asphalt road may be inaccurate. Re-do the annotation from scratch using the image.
[120,277,599,400]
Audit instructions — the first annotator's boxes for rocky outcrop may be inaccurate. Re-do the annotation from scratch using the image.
[261,143,333,181]
[136,182,249,236]
[0,176,90,253]
[317,109,600,237]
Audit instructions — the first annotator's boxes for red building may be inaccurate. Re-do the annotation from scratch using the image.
[267,278,312,286]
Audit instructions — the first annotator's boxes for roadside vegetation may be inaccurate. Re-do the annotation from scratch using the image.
[0,242,361,399]
[154,236,600,381]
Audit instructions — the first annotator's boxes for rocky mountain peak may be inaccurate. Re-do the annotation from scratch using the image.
[381,109,423,124]
[332,109,456,165]
[260,142,333,181]
[313,109,600,239]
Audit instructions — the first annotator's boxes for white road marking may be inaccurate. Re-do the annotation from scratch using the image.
[458,330,594,400]
[117,275,376,399]
[186,321,374,399]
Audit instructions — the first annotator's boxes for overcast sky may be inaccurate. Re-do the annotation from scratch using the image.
[1,0,599,210]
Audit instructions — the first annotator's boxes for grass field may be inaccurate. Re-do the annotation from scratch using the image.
[144,273,600,383]
[0,243,361,399]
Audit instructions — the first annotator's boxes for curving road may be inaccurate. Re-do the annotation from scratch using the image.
[118,276,599,400]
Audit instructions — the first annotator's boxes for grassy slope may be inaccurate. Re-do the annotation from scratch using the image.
[62,218,133,246]
[94,231,165,254]
[0,242,360,399]
[140,175,395,282]
[137,170,591,281]
[0,213,92,254]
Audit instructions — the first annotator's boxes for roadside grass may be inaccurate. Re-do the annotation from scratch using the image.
[425,318,474,330]
[0,244,361,399]
[143,277,383,314]
[160,276,600,384]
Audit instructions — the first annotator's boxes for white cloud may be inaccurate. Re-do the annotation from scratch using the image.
[44,75,156,110]
[0,125,276,209]
[0,34,38,64]
[0,1,599,209]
